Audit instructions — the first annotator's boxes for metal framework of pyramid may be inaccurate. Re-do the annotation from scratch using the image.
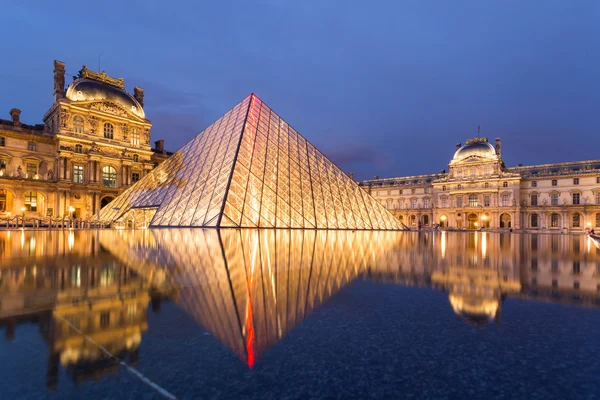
[99,94,401,230]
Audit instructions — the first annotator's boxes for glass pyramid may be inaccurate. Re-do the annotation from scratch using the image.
[99,94,401,229]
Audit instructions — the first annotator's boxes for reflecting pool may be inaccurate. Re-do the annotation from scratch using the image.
[1,230,599,399]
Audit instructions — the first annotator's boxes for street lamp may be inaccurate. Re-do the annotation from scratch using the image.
[20,207,26,229]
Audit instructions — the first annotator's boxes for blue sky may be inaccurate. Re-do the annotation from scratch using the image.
[1,0,599,180]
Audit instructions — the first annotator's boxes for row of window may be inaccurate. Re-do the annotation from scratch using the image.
[529,192,600,206]
[73,165,139,186]
[72,117,142,145]
[531,177,600,187]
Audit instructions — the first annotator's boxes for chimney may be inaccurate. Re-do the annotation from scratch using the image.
[348,172,354,180]
[134,86,144,107]
[53,60,66,103]
[495,138,501,156]
[154,139,164,152]
[10,108,21,127]
[373,175,379,180]
[456,143,461,150]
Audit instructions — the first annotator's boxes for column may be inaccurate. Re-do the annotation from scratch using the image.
[88,160,93,184]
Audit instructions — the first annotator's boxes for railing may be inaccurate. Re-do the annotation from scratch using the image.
[0,215,111,229]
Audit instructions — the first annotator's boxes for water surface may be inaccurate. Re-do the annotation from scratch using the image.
[0,230,599,399]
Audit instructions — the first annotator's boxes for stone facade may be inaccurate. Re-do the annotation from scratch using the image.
[0,61,172,220]
[362,137,600,232]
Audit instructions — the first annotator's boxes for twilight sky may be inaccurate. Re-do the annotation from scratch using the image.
[1,0,599,181]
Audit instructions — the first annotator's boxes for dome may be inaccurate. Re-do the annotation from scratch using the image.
[453,141,496,161]
[66,79,145,119]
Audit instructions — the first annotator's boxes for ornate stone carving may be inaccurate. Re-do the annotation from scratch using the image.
[90,102,128,117]
[78,65,125,89]
[121,124,129,140]
[465,137,488,145]
[88,116,98,134]
[90,142,99,152]
[144,127,150,144]
[60,109,70,129]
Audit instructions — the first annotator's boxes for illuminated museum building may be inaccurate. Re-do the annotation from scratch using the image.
[0,61,171,219]
[363,137,600,232]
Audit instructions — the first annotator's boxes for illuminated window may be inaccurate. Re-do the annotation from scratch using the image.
[73,165,84,183]
[531,194,538,206]
[102,165,117,188]
[26,163,37,178]
[24,191,37,211]
[0,189,6,212]
[71,265,81,288]
[73,116,84,133]
[551,213,559,227]
[552,179,557,186]
[410,215,416,226]
[484,195,490,207]
[75,144,83,153]
[531,181,537,187]
[422,215,430,226]
[503,181,508,188]
[468,194,478,207]
[551,193,559,206]
[572,213,581,228]
[104,123,114,139]
[572,193,580,205]
[126,304,137,323]
[28,142,36,151]
[131,129,140,145]
[502,194,509,206]
[423,198,430,208]
[410,199,416,209]
[131,172,140,183]
[100,263,115,287]
[573,178,579,185]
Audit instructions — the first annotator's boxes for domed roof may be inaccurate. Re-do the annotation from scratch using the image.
[453,141,496,161]
[66,79,145,119]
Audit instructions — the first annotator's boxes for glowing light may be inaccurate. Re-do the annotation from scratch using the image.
[482,232,487,259]
[481,215,487,221]
[441,231,446,258]
[440,215,447,221]
[20,207,26,212]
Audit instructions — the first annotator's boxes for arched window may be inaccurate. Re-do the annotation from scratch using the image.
[24,191,37,211]
[422,215,430,226]
[442,185,446,191]
[0,189,6,212]
[595,213,600,228]
[572,213,581,228]
[73,116,84,134]
[457,184,462,190]
[131,128,140,145]
[75,144,83,153]
[102,166,117,188]
[409,215,416,226]
[484,182,489,188]
[503,181,508,188]
[104,123,114,139]
[468,194,478,207]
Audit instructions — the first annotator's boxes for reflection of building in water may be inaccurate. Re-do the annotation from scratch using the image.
[106,228,399,366]
[0,231,154,388]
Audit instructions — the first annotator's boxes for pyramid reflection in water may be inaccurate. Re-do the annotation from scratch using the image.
[99,94,400,230]
[99,229,401,366]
